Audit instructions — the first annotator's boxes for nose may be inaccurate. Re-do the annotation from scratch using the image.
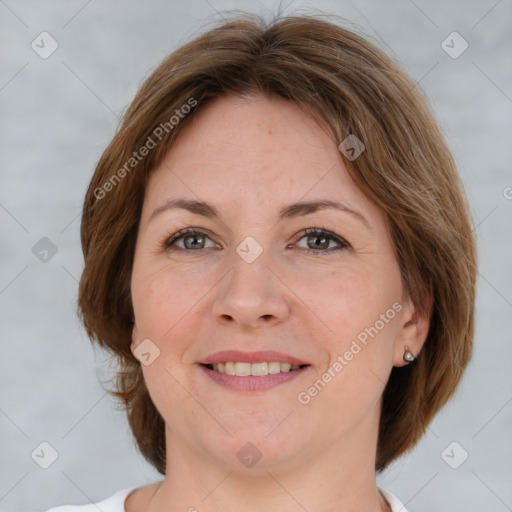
[211,248,291,330]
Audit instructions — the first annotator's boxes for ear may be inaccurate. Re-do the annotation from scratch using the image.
[393,290,432,367]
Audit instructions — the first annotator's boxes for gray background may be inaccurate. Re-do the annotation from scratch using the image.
[1,0,511,511]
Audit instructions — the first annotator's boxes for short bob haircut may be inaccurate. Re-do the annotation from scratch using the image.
[78,12,477,474]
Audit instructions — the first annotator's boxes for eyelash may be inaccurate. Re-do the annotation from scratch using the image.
[161,227,350,256]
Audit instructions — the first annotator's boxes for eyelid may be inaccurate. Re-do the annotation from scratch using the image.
[296,227,350,249]
[162,227,218,250]
[162,226,350,254]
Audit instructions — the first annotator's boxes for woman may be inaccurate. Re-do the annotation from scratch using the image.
[47,11,477,512]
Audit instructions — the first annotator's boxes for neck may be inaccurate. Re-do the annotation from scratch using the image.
[147,409,387,512]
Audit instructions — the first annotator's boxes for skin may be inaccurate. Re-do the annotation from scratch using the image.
[126,91,431,512]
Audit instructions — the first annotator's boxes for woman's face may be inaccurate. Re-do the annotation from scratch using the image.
[130,92,425,473]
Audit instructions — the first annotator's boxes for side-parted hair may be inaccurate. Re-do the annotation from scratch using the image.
[77,12,477,474]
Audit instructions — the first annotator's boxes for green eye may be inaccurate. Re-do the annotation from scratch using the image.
[296,228,350,256]
[162,227,350,255]
[164,228,216,251]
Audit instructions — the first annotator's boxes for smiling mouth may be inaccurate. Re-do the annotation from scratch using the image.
[201,362,310,376]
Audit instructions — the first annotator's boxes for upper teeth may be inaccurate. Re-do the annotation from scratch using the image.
[211,362,302,376]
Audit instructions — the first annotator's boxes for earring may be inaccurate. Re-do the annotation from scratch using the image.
[403,346,416,363]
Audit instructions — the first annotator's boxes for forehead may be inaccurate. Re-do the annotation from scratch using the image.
[142,92,380,225]
[164,92,337,170]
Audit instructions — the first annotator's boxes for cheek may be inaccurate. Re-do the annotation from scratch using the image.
[131,260,216,341]
[297,268,400,425]
[290,263,397,337]
[140,362,205,441]
[292,260,402,378]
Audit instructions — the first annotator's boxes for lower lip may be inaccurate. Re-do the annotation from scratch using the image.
[198,364,309,391]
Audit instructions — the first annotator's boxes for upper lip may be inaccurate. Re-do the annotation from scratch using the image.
[200,350,310,366]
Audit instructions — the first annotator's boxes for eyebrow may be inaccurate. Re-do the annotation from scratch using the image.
[149,198,371,229]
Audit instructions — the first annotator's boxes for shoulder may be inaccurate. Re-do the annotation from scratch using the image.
[44,487,136,512]
[379,487,409,512]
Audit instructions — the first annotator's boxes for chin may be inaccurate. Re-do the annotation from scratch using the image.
[197,424,312,474]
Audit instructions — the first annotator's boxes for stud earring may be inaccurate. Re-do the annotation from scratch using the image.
[403,346,416,363]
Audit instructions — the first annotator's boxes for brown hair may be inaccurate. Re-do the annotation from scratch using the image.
[78,11,477,474]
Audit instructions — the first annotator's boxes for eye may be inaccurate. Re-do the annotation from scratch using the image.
[162,227,350,255]
[294,228,350,255]
[163,228,217,251]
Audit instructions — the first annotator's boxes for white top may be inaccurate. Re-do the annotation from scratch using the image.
[44,486,408,511]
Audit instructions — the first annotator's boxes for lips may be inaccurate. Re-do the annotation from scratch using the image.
[198,361,310,391]
[199,350,310,366]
